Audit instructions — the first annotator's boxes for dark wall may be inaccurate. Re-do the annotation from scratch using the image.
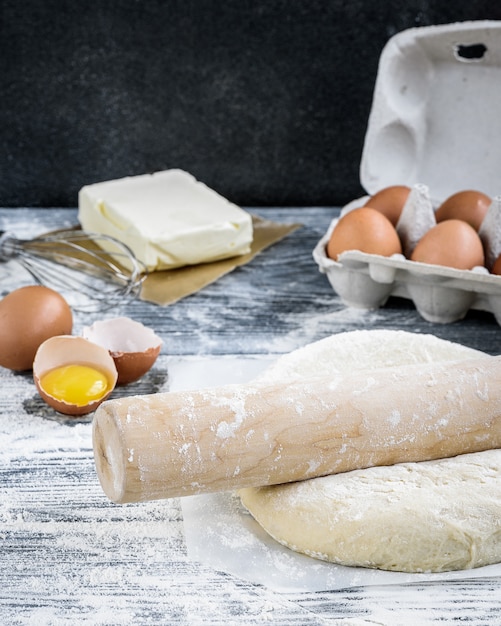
[1,1,500,208]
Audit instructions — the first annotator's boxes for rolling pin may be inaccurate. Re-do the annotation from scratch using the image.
[92,355,501,503]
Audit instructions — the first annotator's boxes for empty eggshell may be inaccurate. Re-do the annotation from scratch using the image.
[82,317,163,384]
[33,335,118,416]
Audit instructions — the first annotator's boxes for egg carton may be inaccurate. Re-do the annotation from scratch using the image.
[314,21,501,325]
[314,186,501,323]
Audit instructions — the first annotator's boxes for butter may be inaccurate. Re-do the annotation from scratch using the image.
[78,169,253,271]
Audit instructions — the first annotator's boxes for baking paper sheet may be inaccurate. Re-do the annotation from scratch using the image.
[174,355,501,593]
[41,215,300,308]
[140,215,301,305]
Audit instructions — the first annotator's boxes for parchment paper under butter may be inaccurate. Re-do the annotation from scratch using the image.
[140,214,301,305]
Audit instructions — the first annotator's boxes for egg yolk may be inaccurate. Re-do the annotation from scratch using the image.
[40,364,110,406]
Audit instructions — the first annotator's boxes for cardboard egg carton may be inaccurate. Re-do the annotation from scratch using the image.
[313,21,501,324]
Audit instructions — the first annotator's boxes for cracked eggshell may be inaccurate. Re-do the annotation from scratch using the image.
[33,335,118,416]
[82,317,163,385]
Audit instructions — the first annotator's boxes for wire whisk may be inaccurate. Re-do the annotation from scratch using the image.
[0,228,146,312]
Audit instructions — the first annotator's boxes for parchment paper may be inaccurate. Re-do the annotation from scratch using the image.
[140,214,300,305]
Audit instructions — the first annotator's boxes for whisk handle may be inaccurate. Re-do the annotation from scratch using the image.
[0,231,18,261]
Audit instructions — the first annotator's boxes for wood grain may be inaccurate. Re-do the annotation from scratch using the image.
[0,206,500,625]
[94,356,501,502]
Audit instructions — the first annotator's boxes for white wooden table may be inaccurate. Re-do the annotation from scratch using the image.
[1,206,500,625]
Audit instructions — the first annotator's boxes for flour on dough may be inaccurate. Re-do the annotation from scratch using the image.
[240,330,501,573]
[257,329,485,383]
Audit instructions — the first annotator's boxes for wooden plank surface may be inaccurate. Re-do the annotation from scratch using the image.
[0,206,500,625]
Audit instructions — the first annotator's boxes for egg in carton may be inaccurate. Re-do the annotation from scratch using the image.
[313,20,501,325]
[314,185,501,323]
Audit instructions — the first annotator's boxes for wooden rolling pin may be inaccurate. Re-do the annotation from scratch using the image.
[92,355,501,503]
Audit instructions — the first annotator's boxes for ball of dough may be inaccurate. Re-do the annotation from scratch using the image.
[241,330,500,573]
[240,450,501,573]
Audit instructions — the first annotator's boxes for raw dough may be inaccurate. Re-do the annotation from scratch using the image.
[240,330,501,573]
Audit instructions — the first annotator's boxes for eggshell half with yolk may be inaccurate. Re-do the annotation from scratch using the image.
[33,335,118,416]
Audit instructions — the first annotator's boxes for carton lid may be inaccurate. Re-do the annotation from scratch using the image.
[360,21,501,204]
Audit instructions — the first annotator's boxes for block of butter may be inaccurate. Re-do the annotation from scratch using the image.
[78,169,254,271]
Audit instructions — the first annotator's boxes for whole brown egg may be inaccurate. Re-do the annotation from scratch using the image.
[435,190,491,231]
[327,207,403,261]
[0,285,73,371]
[363,185,411,226]
[410,220,485,270]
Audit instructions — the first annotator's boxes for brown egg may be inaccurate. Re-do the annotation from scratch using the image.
[0,285,73,371]
[327,207,403,261]
[363,185,411,226]
[33,335,118,416]
[82,317,162,385]
[410,219,485,270]
[491,254,501,275]
[435,190,491,231]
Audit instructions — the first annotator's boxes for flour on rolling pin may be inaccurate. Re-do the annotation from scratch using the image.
[92,342,501,504]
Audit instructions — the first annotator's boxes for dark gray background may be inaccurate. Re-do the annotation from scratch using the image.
[2,1,500,208]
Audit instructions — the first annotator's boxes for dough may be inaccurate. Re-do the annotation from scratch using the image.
[257,328,485,384]
[240,449,501,573]
[240,330,501,573]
